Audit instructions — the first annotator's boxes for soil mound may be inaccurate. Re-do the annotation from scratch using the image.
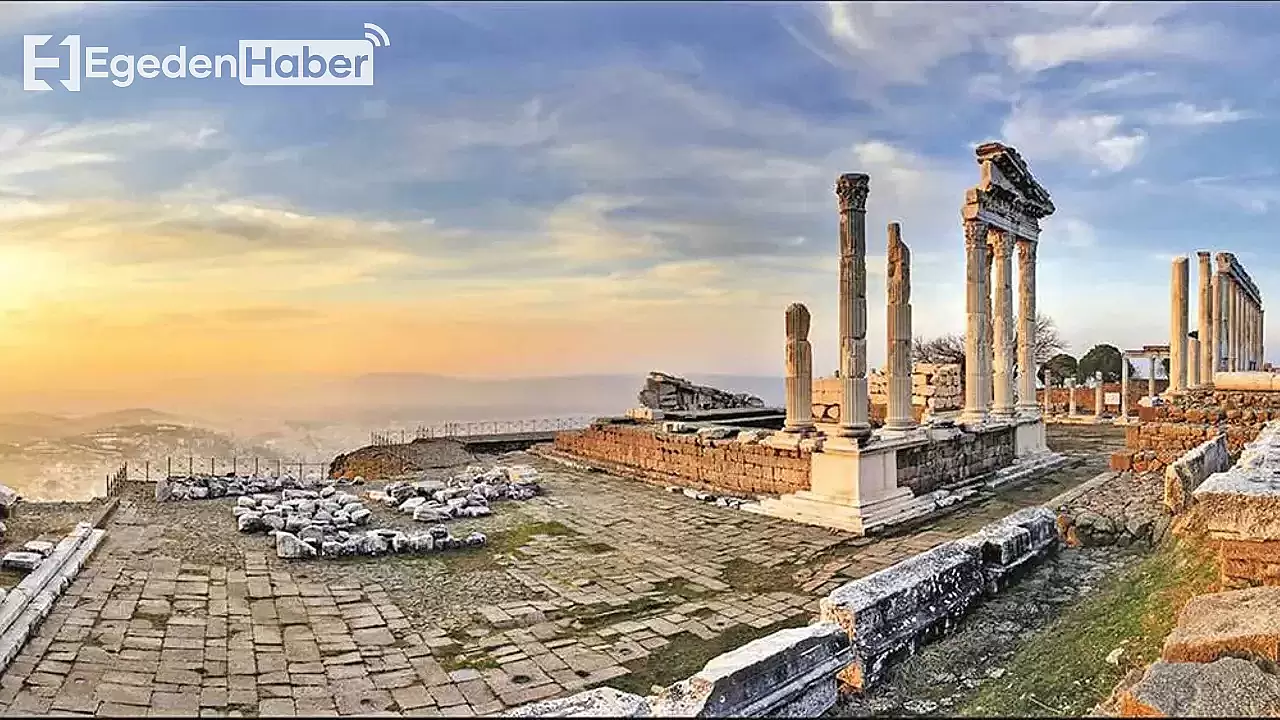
[329,438,476,480]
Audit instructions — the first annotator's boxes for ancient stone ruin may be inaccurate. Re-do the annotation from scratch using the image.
[637,371,766,413]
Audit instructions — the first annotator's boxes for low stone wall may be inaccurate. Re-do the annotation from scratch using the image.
[508,506,1059,717]
[1109,384,1280,474]
[1191,420,1280,588]
[551,423,811,496]
[895,423,1016,496]
[0,522,105,675]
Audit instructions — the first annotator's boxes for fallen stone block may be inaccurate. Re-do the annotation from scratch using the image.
[0,552,42,572]
[1118,658,1280,716]
[505,687,651,717]
[1163,586,1280,664]
[650,623,850,717]
[819,542,984,690]
[954,506,1058,594]
[1164,434,1229,514]
[20,541,55,558]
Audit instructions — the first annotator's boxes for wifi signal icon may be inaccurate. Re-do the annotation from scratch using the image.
[363,22,391,48]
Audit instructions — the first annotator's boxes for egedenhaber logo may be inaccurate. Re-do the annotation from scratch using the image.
[23,22,391,91]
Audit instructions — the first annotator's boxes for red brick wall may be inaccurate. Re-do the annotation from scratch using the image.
[552,425,811,496]
[1036,380,1170,415]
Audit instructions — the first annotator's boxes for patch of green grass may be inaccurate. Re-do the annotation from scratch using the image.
[439,652,501,672]
[432,519,579,572]
[719,558,800,594]
[957,539,1218,717]
[610,615,810,696]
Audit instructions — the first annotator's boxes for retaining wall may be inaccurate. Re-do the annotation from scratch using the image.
[1192,420,1280,588]
[895,423,1016,496]
[507,506,1059,717]
[552,423,811,496]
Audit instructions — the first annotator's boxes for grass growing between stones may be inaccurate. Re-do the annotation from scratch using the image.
[432,519,578,572]
[957,539,1217,717]
[609,615,811,697]
[719,558,800,594]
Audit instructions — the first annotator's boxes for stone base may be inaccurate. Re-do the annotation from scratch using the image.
[743,418,1066,536]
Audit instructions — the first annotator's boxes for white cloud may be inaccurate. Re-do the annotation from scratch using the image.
[1002,102,1147,173]
[1146,102,1253,126]
[1009,25,1166,73]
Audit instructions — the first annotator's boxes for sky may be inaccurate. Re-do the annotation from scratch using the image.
[0,0,1278,406]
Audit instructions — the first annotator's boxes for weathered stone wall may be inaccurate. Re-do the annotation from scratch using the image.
[1109,385,1280,474]
[551,424,811,496]
[895,425,1016,496]
[812,363,961,424]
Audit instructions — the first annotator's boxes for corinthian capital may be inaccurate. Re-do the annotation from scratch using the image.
[964,220,987,249]
[836,173,870,213]
[987,227,1013,258]
[1016,236,1037,263]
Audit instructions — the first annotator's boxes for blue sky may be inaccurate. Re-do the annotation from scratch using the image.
[0,0,1276,394]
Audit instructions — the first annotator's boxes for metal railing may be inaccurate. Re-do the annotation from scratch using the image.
[103,464,127,498]
[113,457,332,483]
[369,416,593,446]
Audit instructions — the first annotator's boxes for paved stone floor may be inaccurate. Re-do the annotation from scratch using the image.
[0,425,1125,716]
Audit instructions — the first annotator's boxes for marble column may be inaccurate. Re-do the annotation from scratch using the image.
[960,220,990,426]
[1211,272,1224,373]
[1120,357,1130,421]
[885,223,916,432]
[1254,304,1264,366]
[1170,256,1189,393]
[783,303,815,434]
[1189,336,1200,387]
[1094,371,1104,418]
[836,173,872,444]
[983,247,994,410]
[1017,239,1039,415]
[1231,280,1241,371]
[990,229,1016,417]
[1148,356,1157,401]
[1067,378,1077,416]
[1198,252,1213,386]
[1220,275,1232,372]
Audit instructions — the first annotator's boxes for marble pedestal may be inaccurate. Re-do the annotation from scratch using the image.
[744,415,1061,536]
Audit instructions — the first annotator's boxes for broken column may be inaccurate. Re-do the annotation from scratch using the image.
[884,223,916,432]
[1171,256,1189,393]
[1094,371,1104,419]
[960,220,990,426]
[783,303,815,434]
[836,173,872,444]
[1016,238,1039,415]
[1066,378,1077,416]
[990,228,1016,417]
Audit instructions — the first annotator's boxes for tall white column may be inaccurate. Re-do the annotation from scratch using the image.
[1198,252,1213,385]
[1120,356,1130,420]
[783,303,815,434]
[1170,256,1189,393]
[885,223,916,431]
[991,229,1016,417]
[1261,307,1266,368]
[960,220,990,426]
[1223,275,1235,371]
[1094,371,1104,418]
[1043,370,1052,416]
[1212,272,1224,373]
[1066,378,1077,416]
[1149,356,1157,400]
[1016,239,1039,415]
[836,173,872,444]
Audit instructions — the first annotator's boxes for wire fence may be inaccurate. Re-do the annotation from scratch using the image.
[369,416,594,446]
[112,457,332,483]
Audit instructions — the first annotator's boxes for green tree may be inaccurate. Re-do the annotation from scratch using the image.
[1040,353,1078,386]
[1077,344,1125,383]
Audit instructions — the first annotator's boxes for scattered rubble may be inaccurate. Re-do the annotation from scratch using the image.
[665,485,750,509]
[156,473,360,502]
[0,538,57,573]
[367,464,542,523]
[234,489,486,559]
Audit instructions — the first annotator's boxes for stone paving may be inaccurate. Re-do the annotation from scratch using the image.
[0,425,1124,716]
